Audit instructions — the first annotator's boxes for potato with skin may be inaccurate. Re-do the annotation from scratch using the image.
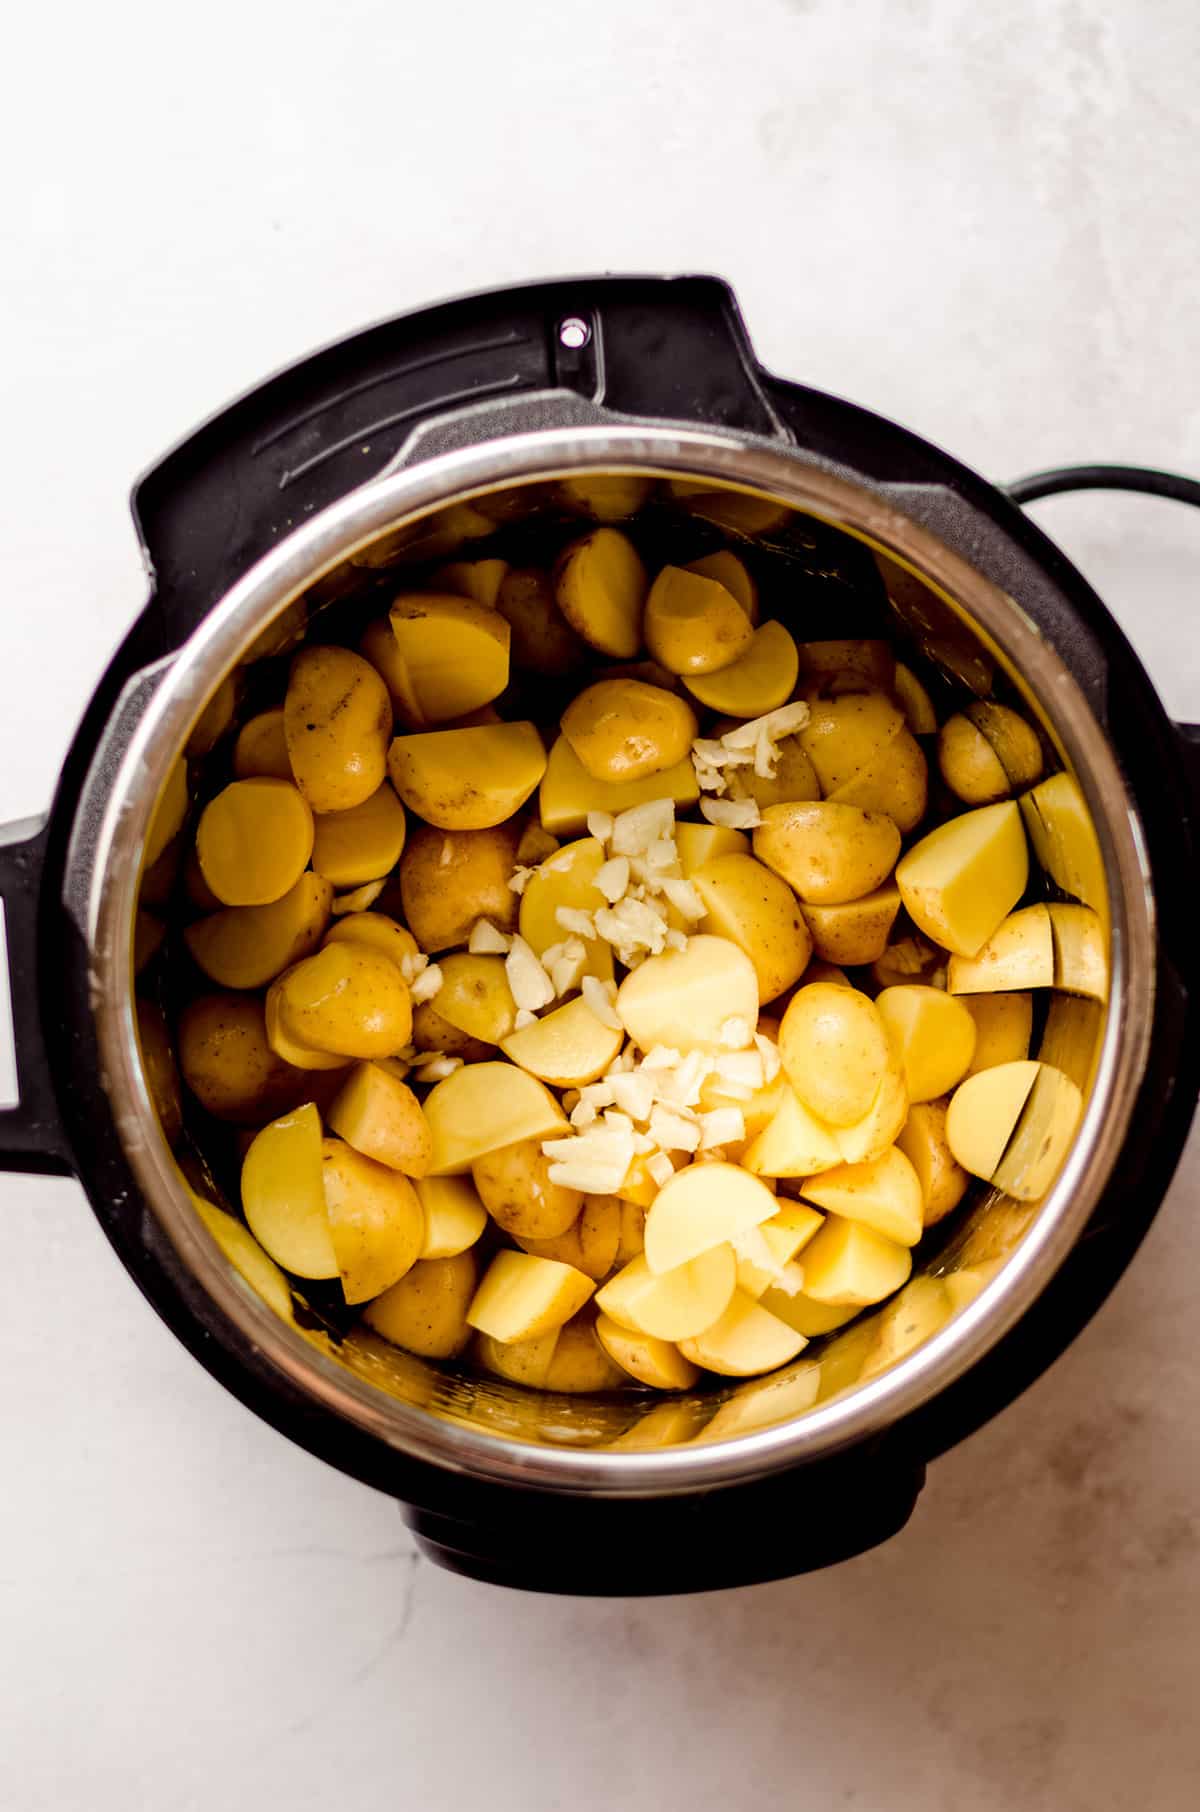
[683,621,799,717]
[754,801,901,906]
[799,1214,913,1307]
[991,1064,1082,1200]
[423,1062,567,1174]
[799,640,895,694]
[472,1136,582,1240]
[691,853,812,1004]
[311,782,407,887]
[435,954,518,1045]
[196,778,314,907]
[779,983,894,1127]
[800,885,902,966]
[734,1202,824,1297]
[185,873,334,990]
[800,1145,924,1247]
[388,593,510,723]
[285,645,392,813]
[415,1176,488,1259]
[685,550,758,622]
[270,943,412,1060]
[500,994,624,1088]
[673,822,751,874]
[944,1060,1040,1181]
[410,1002,493,1063]
[561,679,697,784]
[727,735,822,811]
[193,1197,294,1323]
[666,480,789,535]
[1020,772,1105,913]
[827,727,928,833]
[616,935,760,1056]
[178,993,310,1123]
[644,1162,778,1273]
[552,474,655,521]
[538,734,699,837]
[364,1251,477,1358]
[323,911,420,971]
[896,800,1028,958]
[796,691,904,793]
[466,1250,595,1343]
[962,992,1033,1076]
[938,712,1011,804]
[398,821,518,956]
[678,1291,808,1377]
[946,903,1053,994]
[1049,903,1108,1001]
[892,662,938,735]
[242,1105,337,1278]
[758,1288,860,1338]
[895,1100,969,1225]
[833,1065,909,1166]
[742,1085,842,1178]
[644,565,754,675]
[595,1246,737,1342]
[517,1193,623,1280]
[322,1136,425,1303]
[875,985,977,1102]
[494,567,588,676]
[233,707,293,780]
[264,989,352,1072]
[327,1061,433,1176]
[388,722,547,831]
[554,527,648,658]
[136,999,182,1145]
[359,617,425,727]
[475,1328,560,1389]
[966,702,1043,788]
[431,558,509,610]
[596,1314,699,1389]
[542,1314,628,1392]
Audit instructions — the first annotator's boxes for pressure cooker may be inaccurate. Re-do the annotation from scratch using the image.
[7,275,1197,1593]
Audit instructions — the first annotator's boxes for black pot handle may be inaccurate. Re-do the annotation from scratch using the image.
[133,274,787,651]
[1006,463,1200,818]
[0,817,73,1176]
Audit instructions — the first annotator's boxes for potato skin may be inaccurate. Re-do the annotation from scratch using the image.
[754,801,901,905]
[691,853,812,1003]
[364,1252,478,1357]
[778,982,895,1127]
[285,646,392,812]
[561,679,697,784]
[399,822,518,954]
[495,567,588,675]
[178,993,309,1124]
[471,1137,582,1239]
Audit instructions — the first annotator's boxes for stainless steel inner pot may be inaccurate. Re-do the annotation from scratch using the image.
[89,423,1154,1495]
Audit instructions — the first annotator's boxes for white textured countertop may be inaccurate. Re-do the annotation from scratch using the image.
[3,3,1199,1806]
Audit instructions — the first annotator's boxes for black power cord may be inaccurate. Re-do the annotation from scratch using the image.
[1007,462,1200,510]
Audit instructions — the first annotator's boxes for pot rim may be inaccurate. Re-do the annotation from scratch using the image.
[89,423,1156,1495]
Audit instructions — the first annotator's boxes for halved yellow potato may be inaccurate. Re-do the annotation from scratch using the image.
[946,904,1053,993]
[966,701,1043,788]
[892,661,937,735]
[594,1245,736,1342]
[552,475,654,521]
[875,985,977,1102]
[684,550,758,622]
[896,799,1028,958]
[992,1064,1083,1200]
[241,1105,337,1279]
[398,821,517,954]
[324,910,419,971]
[185,873,334,990]
[678,1290,808,1377]
[476,1328,560,1389]
[616,934,760,1055]
[466,1250,595,1342]
[644,564,755,676]
[472,1135,581,1238]
[673,822,751,875]
[799,1145,924,1247]
[518,835,612,983]
[501,994,624,1087]
[561,678,697,784]
[895,1100,969,1225]
[683,620,799,716]
[285,645,392,813]
[327,1061,433,1176]
[414,1175,487,1259]
[517,1193,622,1280]
[796,691,904,792]
[779,983,894,1127]
[833,1065,909,1165]
[423,1062,567,1174]
[542,1315,628,1392]
[799,1215,913,1306]
[310,782,407,887]
[860,1274,954,1380]
[321,1136,424,1304]
[233,706,293,780]
[742,1086,843,1177]
[388,722,547,831]
[758,1288,860,1338]
[430,557,509,610]
[1020,772,1105,913]
[434,954,519,1045]
[644,1161,778,1273]
[1038,993,1104,1090]
[726,734,821,811]
[388,593,510,723]
[691,853,811,1004]
[554,527,648,658]
[596,1314,699,1389]
[538,734,699,837]
[962,991,1034,1076]
[1049,903,1108,1001]
[826,726,928,834]
[179,993,313,1121]
[753,801,901,905]
[359,616,425,726]
[195,778,315,907]
[363,1250,477,1357]
[269,943,412,1059]
[666,480,789,535]
[193,1197,294,1322]
[945,1060,1040,1180]
[800,885,902,966]
[938,712,1011,804]
[493,567,588,677]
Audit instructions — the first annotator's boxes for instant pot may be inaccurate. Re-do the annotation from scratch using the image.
[7,275,1198,1594]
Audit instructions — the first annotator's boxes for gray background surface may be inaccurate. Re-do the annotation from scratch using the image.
[2,3,1198,1806]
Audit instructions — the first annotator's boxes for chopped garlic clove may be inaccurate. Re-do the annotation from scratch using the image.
[468,918,512,955]
[410,963,444,1004]
[700,797,762,830]
[505,935,556,1011]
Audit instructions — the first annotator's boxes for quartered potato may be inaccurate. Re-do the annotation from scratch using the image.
[365,1251,477,1358]
[415,1175,488,1259]
[494,567,588,676]
[644,1161,777,1273]
[595,1246,737,1342]
[539,733,699,836]
[742,1085,842,1178]
[596,1314,700,1389]
[196,778,314,907]
[677,1291,808,1378]
[826,726,928,833]
[684,550,758,622]
[962,992,1033,1076]
[896,800,1028,958]
[311,782,407,887]
[185,873,333,990]
[800,884,902,966]
[554,527,648,658]
[467,1250,596,1343]
[796,691,904,792]
[327,1061,433,1176]
[285,646,392,813]
[683,620,798,716]
[423,1063,567,1175]
[616,935,760,1055]
[268,943,412,1059]
[517,1193,623,1280]
[644,565,755,675]
[399,822,518,954]
[691,853,812,1003]
[562,679,697,783]
[242,1105,337,1279]
[754,802,900,906]
[895,1100,969,1225]
[799,1145,924,1247]
[1020,771,1105,912]
[388,592,510,722]
[432,558,509,610]
[472,1136,582,1239]
[799,1215,913,1307]
[322,1135,424,1303]
[875,985,977,1103]
[779,983,895,1128]
[435,953,519,1045]
[388,722,547,831]
[946,903,1053,993]
[500,994,624,1087]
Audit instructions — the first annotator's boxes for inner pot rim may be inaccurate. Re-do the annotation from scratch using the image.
[87,423,1156,1496]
